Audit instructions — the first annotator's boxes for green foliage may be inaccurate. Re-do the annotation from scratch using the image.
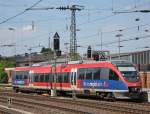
[0,58,15,83]
[40,47,54,55]
[69,53,81,60]
[0,72,7,83]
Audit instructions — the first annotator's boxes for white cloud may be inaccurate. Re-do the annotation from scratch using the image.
[22,25,34,32]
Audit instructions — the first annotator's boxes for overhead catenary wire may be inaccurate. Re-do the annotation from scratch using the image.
[0,0,43,25]
[79,21,150,40]
[96,34,150,47]
[1,1,148,35]
[77,0,150,27]
[1,0,150,55]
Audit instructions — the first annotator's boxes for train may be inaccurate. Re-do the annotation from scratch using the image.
[12,60,141,99]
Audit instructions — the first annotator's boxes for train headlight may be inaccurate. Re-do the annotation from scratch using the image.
[136,76,140,80]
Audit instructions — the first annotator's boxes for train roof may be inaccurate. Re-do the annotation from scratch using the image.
[15,66,31,71]
[110,60,133,67]
[14,60,133,73]
[15,65,51,72]
[30,65,51,73]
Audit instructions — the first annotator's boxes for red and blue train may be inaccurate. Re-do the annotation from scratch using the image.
[12,60,141,99]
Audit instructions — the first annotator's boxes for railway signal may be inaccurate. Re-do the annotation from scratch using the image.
[53,32,60,51]
[53,32,61,57]
[87,45,92,58]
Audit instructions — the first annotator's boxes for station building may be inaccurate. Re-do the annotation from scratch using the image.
[110,49,150,71]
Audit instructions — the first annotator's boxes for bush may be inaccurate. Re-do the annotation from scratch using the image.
[0,72,8,83]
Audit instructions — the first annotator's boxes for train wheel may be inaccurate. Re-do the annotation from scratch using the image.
[99,93,105,99]
[47,90,51,95]
[106,93,116,102]
[15,88,19,93]
[84,90,90,96]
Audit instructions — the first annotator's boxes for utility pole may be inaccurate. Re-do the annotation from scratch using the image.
[28,48,32,67]
[48,34,51,64]
[115,34,123,60]
[56,5,84,60]
[69,5,82,60]
[28,5,84,60]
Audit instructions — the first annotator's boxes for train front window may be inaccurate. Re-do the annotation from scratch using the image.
[118,67,139,82]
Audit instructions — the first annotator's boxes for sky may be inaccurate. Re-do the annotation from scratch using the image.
[0,0,150,56]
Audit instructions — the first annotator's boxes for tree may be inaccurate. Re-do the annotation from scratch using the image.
[69,53,81,60]
[40,47,54,55]
[0,58,15,83]
[0,72,7,83]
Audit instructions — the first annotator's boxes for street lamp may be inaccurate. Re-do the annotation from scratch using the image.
[115,33,123,59]
[8,27,16,56]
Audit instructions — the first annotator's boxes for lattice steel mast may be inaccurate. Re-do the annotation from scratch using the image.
[28,5,83,60]
[57,5,83,60]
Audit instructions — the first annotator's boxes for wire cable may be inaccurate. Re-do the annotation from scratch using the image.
[0,0,43,25]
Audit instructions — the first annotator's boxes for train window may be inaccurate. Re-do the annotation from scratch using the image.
[49,73,53,82]
[52,73,56,82]
[109,70,119,80]
[100,68,109,80]
[85,68,93,80]
[12,71,16,80]
[57,73,62,83]
[19,71,24,80]
[23,71,29,79]
[56,73,58,82]
[45,74,49,82]
[34,74,39,82]
[40,74,44,82]
[93,68,100,80]
[74,72,77,85]
[63,72,69,83]
[16,75,19,79]
[24,75,28,79]
[18,75,22,80]
[78,68,85,80]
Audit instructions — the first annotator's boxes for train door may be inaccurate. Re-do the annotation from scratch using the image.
[70,68,77,95]
[29,70,33,87]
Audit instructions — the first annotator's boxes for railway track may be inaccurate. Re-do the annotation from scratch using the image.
[0,92,150,114]
[0,96,89,114]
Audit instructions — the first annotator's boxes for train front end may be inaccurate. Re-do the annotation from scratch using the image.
[112,60,141,99]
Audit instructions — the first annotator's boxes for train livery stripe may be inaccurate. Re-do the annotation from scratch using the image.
[80,80,128,90]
